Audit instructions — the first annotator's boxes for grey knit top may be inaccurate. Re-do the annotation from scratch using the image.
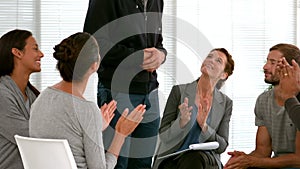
[29,87,117,169]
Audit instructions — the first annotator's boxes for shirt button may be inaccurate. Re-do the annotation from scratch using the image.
[136,5,139,8]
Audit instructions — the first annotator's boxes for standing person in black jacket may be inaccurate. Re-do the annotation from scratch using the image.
[83,0,167,169]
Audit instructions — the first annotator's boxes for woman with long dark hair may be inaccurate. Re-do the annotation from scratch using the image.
[0,29,43,169]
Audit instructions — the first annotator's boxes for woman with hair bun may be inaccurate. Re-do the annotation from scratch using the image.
[29,32,145,169]
[0,29,43,169]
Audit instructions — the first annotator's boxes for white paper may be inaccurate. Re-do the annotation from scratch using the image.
[189,141,219,150]
[157,141,219,160]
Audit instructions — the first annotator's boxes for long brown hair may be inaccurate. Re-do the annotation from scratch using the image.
[0,29,32,77]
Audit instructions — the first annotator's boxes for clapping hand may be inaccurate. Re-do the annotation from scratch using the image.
[276,58,300,102]
[115,104,146,137]
[196,98,211,131]
[178,97,193,128]
[100,100,117,131]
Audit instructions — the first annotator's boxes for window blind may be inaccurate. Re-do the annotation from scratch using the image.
[159,0,177,111]
[38,0,91,99]
[0,0,41,88]
[174,0,297,162]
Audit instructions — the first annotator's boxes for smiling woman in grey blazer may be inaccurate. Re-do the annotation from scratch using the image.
[153,48,235,169]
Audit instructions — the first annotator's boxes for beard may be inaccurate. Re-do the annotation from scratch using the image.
[264,79,279,86]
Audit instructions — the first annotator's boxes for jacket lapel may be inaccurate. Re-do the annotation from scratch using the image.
[209,89,225,129]
[181,80,197,105]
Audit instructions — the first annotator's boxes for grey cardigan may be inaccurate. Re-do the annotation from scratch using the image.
[153,80,232,168]
[0,75,38,169]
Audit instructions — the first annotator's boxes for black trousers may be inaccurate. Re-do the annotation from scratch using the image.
[158,151,219,169]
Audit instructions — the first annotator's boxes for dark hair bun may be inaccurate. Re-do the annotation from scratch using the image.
[53,32,99,82]
[53,41,74,62]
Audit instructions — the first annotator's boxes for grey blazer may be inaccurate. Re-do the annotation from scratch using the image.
[153,80,232,169]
